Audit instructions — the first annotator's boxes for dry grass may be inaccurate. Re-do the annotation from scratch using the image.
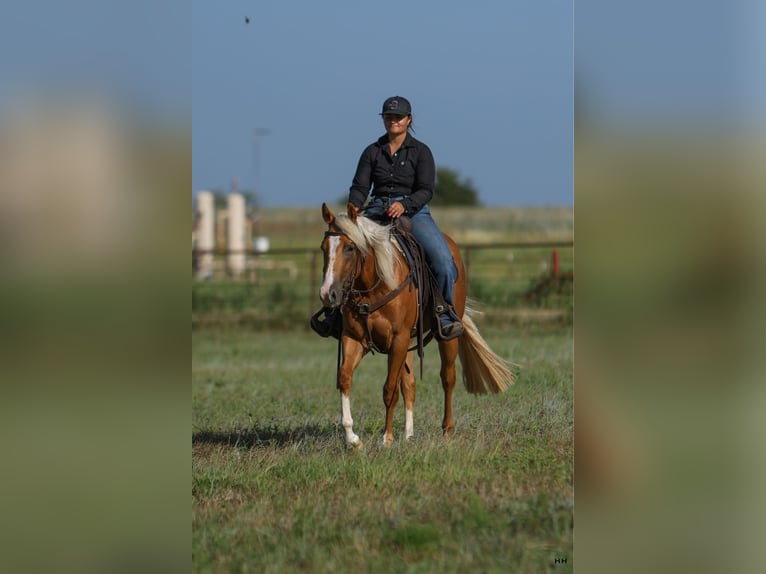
[192,324,573,573]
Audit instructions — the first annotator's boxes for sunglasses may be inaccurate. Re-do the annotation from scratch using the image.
[382,114,408,122]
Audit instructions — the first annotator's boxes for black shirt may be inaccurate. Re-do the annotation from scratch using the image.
[348,133,435,214]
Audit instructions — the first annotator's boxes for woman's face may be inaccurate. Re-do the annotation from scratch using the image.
[383,114,411,135]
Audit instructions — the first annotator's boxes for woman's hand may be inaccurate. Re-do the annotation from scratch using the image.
[386,201,405,219]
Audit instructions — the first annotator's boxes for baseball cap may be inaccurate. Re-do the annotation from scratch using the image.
[379,96,412,116]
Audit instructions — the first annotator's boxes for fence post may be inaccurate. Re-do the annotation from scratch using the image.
[464,247,472,279]
[309,251,318,317]
[195,191,215,280]
[552,249,560,278]
[463,247,472,295]
[227,193,246,278]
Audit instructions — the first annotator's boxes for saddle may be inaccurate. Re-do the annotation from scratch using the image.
[369,215,459,371]
[388,217,441,340]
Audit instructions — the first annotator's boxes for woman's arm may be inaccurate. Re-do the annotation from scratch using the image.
[402,144,435,213]
[348,146,374,209]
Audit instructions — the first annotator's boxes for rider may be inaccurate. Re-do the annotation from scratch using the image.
[312,95,463,340]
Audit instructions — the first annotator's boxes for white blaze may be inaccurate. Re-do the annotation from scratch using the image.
[319,236,340,303]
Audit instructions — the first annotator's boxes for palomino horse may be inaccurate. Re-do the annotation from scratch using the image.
[319,202,514,447]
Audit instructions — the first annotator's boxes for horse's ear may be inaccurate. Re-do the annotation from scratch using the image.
[347,202,358,224]
[322,202,334,225]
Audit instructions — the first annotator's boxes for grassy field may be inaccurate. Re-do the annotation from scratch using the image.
[192,322,573,573]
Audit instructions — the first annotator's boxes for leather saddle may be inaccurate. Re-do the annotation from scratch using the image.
[368,214,454,354]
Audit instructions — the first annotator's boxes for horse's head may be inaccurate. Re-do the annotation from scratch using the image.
[319,203,363,308]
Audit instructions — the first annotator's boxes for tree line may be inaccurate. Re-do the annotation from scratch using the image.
[205,166,480,209]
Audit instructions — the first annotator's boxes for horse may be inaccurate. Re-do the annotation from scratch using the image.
[319,202,515,447]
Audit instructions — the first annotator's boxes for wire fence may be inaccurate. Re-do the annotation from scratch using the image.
[192,241,573,319]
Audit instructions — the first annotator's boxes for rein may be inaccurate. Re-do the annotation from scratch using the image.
[349,275,412,320]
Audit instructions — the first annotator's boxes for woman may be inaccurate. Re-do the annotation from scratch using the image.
[314,95,463,340]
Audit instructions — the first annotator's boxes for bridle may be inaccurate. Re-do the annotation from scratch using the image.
[323,228,413,353]
[323,230,375,306]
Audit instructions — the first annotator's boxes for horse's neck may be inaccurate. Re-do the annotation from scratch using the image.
[356,242,406,293]
[355,248,383,292]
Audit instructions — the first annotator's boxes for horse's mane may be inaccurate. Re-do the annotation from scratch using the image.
[333,214,399,290]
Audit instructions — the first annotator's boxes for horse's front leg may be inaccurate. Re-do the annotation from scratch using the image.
[338,336,365,448]
[382,336,409,446]
[400,351,416,440]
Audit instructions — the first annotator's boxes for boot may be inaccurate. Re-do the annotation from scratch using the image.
[310,307,342,339]
[434,305,463,341]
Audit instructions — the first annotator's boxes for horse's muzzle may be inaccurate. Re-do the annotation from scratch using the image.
[319,285,343,308]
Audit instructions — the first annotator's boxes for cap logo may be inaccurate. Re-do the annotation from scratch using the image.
[388,100,399,110]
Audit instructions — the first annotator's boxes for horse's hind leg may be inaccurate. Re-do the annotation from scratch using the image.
[438,339,459,439]
[400,351,416,440]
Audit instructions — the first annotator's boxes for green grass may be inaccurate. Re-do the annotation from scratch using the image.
[192,323,573,573]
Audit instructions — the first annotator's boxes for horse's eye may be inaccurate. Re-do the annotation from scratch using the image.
[343,244,355,254]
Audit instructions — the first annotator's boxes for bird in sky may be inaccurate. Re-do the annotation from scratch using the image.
[245,16,250,24]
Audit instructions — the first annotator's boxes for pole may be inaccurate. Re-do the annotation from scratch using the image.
[309,251,318,317]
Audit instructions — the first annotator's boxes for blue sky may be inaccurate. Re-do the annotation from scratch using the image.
[0,2,189,120]
[193,1,573,207]
[2,2,760,208]
[575,0,765,126]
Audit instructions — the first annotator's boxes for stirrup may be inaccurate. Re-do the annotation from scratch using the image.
[436,317,464,341]
[434,305,464,341]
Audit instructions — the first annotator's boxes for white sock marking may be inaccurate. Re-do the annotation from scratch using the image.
[341,394,359,445]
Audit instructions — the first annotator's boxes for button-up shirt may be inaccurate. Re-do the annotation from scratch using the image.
[348,133,435,214]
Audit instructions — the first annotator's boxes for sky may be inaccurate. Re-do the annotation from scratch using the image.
[1,1,760,208]
[0,2,189,121]
[575,0,766,127]
[192,1,574,208]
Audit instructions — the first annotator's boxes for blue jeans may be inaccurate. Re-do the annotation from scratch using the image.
[364,197,458,309]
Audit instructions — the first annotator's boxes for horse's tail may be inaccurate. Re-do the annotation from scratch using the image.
[457,307,516,394]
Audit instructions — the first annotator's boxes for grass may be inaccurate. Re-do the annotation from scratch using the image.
[192,323,573,573]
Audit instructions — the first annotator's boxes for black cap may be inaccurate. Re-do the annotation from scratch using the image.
[380,96,411,116]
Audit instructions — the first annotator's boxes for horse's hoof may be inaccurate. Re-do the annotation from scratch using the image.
[346,438,364,450]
